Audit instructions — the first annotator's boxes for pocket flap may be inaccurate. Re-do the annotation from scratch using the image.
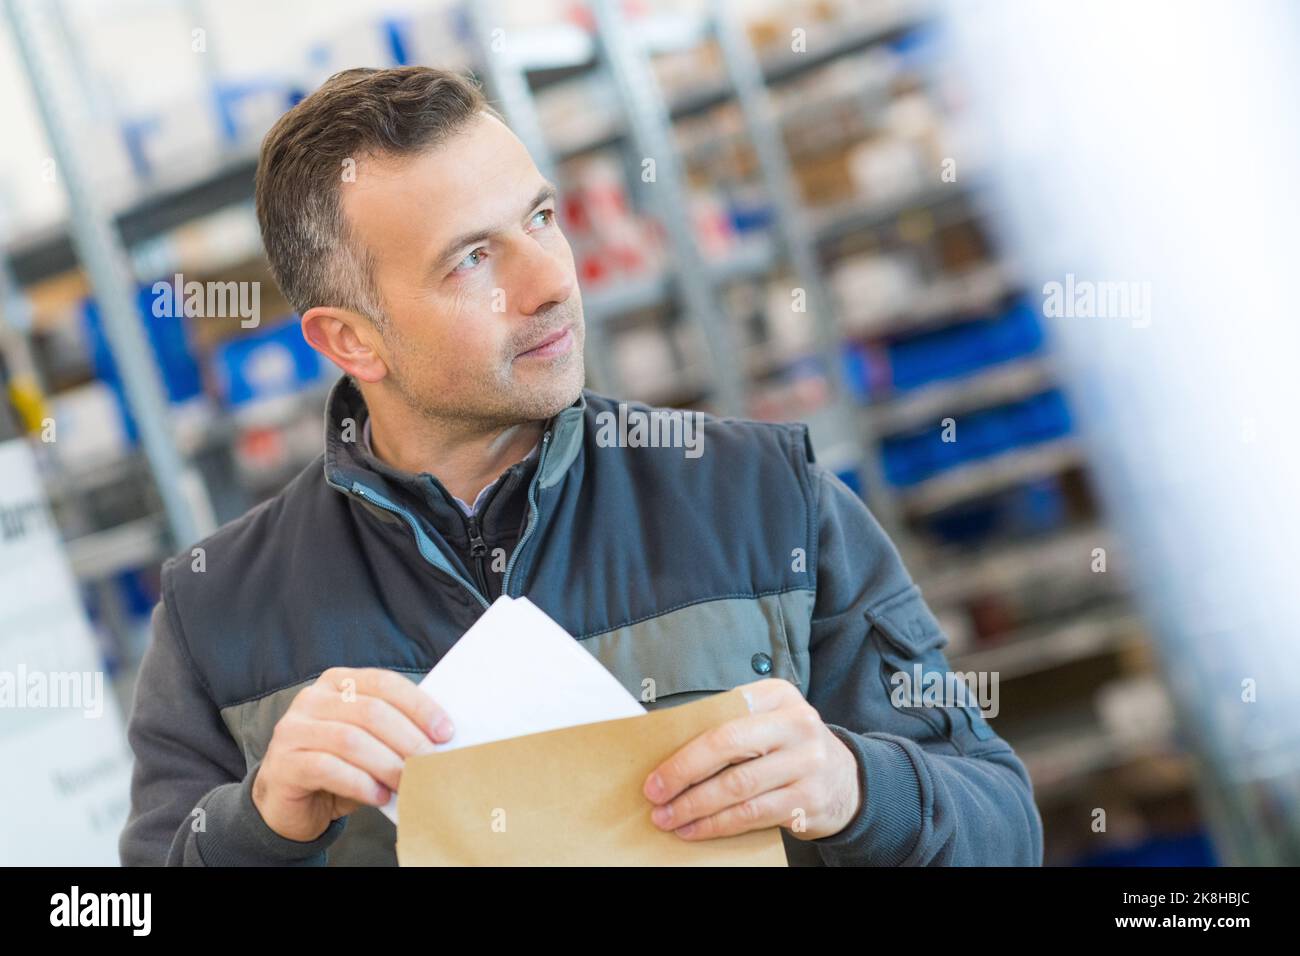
[865,585,948,656]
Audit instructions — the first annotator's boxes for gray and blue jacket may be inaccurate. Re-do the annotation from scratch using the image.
[119,376,1044,866]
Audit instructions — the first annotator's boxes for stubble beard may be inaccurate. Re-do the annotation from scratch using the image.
[382,313,586,431]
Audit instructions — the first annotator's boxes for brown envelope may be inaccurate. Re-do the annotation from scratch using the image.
[397,687,788,866]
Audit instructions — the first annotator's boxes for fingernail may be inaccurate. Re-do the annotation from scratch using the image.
[434,717,455,741]
[647,773,664,800]
[652,805,673,827]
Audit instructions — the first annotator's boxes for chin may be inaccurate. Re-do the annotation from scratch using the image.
[543,370,585,414]
[525,362,585,418]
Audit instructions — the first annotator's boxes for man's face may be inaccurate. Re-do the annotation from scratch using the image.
[341,111,585,427]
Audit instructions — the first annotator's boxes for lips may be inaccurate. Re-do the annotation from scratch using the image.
[519,325,570,356]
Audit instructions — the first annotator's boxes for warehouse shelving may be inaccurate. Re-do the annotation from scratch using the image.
[5,0,211,554]
[6,151,262,289]
[1022,725,1185,803]
[584,233,779,324]
[809,182,972,246]
[898,438,1087,515]
[839,259,1016,338]
[949,605,1145,683]
[866,355,1056,435]
[66,514,168,581]
[38,448,149,502]
[922,522,1118,606]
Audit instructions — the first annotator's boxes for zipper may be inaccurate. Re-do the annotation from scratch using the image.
[464,513,491,599]
[349,482,490,609]
[502,429,552,596]
[342,423,555,607]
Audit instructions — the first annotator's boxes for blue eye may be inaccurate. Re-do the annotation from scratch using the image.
[454,248,486,273]
[531,208,554,228]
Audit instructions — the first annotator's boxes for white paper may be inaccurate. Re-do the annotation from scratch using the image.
[382,595,645,823]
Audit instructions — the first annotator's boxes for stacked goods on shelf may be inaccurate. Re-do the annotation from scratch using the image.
[608,323,691,400]
[557,152,666,292]
[211,319,329,410]
[985,635,1194,865]
[842,298,1044,400]
[648,19,728,100]
[922,475,1081,549]
[878,389,1072,487]
[536,74,626,160]
[739,0,927,55]
[80,285,207,440]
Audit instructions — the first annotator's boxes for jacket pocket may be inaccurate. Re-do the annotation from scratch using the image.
[867,585,1004,752]
[580,594,801,709]
[866,584,949,657]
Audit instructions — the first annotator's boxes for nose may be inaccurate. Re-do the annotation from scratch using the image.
[507,234,575,317]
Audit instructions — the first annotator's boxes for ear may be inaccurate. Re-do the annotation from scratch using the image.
[301,306,389,383]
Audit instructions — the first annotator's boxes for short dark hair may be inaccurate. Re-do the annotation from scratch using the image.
[254,66,501,327]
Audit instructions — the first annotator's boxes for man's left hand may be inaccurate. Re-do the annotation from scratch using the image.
[643,678,862,841]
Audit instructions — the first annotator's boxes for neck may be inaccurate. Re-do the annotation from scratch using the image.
[363,390,544,507]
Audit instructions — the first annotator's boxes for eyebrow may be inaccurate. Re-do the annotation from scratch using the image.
[432,182,558,274]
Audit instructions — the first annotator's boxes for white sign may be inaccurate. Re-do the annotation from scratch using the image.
[0,438,133,865]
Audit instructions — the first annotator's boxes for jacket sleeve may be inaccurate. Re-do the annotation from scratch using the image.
[800,462,1044,866]
[119,595,347,866]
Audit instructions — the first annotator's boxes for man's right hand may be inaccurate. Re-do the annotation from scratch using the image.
[252,667,454,842]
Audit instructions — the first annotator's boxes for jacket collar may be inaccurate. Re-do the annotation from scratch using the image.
[322,375,586,540]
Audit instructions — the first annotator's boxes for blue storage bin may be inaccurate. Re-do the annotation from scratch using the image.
[884,297,1046,393]
[881,388,1074,487]
[81,286,205,444]
[213,317,326,407]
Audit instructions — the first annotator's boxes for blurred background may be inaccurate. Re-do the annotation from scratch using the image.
[1,0,1297,866]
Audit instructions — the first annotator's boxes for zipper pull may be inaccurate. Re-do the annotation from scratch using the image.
[466,514,488,558]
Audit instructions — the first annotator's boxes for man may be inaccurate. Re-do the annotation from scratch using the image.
[119,66,1042,866]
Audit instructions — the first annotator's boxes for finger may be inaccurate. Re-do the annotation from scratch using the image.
[645,709,799,804]
[734,678,802,715]
[300,687,440,760]
[282,716,406,792]
[320,667,454,742]
[650,749,805,832]
[671,784,802,841]
[290,750,392,807]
